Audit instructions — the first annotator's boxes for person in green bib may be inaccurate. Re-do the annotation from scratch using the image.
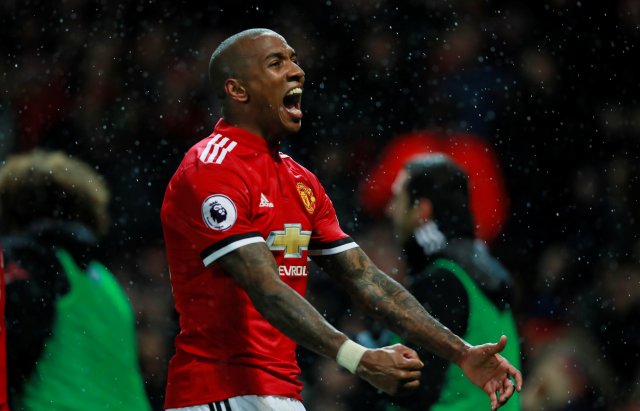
[383,153,522,411]
[0,150,151,411]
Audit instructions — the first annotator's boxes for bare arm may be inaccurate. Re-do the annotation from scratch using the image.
[217,242,347,358]
[217,242,423,395]
[314,247,522,410]
[314,247,469,362]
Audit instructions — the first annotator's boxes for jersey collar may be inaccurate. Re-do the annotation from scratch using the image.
[214,118,272,155]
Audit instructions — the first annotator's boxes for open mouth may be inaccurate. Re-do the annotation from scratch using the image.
[283,87,303,122]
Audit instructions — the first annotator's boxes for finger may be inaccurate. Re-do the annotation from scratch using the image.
[511,367,523,391]
[400,357,424,370]
[398,369,421,382]
[396,379,421,396]
[496,380,505,399]
[500,378,515,403]
[489,389,498,411]
[402,378,420,391]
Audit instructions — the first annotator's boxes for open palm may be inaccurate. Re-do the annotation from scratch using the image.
[457,336,523,410]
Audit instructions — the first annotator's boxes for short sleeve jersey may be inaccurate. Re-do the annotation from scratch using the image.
[161,119,357,408]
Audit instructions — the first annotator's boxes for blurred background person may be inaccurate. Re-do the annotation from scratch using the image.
[0,150,151,411]
[519,327,615,411]
[379,154,521,411]
[0,243,8,411]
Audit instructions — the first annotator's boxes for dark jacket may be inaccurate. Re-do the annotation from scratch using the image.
[2,219,99,401]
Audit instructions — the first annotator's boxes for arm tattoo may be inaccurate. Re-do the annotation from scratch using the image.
[315,247,467,361]
[217,243,346,358]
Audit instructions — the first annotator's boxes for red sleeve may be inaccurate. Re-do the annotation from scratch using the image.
[163,164,264,267]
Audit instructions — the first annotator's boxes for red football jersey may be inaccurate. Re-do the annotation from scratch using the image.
[0,244,9,411]
[161,119,357,408]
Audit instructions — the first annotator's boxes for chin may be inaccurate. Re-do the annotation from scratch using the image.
[277,115,302,135]
[286,120,302,133]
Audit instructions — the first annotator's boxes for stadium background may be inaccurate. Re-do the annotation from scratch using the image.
[1,0,638,409]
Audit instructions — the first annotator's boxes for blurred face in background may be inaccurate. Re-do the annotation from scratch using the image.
[387,170,420,244]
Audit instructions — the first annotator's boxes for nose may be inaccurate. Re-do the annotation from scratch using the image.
[287,61,305,85]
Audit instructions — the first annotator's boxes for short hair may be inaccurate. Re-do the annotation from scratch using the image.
[0,150,110,236]
[208,28,279,99]
[404,153,474,236]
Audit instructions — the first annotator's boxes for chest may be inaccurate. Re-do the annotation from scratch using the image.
[250,159,316,234]
[247,159,318,288]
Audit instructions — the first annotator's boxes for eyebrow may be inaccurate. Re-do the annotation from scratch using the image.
[264,50,297,61]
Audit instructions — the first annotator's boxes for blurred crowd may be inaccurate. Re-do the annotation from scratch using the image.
[1,0,639,410]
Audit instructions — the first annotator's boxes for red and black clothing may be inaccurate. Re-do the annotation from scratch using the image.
[161,119,357,408]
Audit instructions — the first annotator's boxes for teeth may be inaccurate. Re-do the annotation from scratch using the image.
[286,88,302,96]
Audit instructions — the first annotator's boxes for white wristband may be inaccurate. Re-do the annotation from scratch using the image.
[336,339,367,374]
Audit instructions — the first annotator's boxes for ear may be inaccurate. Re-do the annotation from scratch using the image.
[224,78,248,103]
[416,198,433,223]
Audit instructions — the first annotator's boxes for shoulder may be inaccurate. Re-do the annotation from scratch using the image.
[184,132,245,170]
[279,153,323,188]
[196,132,242,166]
[170,134,253,191]
[280,152,311,173]
[2,233,53,267]
[442,240,515,302]
[162,135,258,225]
[1,233,69,295]
[410,259,467,300]
[416,261,459,286]
[426,245,515,309]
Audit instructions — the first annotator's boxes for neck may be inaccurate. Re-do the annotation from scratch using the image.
[223,113,284,157]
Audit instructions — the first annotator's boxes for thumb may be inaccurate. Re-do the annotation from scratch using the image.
[398,346,420,360]
[486,335,507,355]
[399,348,424,369]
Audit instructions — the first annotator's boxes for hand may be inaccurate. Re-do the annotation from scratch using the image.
[456,335,523,410]
[355,343,424,396]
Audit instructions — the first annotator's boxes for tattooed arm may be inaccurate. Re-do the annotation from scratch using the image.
[314,247,522,410]
[218,242,345,358]
[314,247,467,360]
[217,242,423,395]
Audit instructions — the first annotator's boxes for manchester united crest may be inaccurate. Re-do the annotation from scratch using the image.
[296,182,316,214]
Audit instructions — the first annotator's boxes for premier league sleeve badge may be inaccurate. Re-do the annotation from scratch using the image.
[202,194,238,231]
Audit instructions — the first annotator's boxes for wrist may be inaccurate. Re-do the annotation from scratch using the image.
[336,339,368,374]
[452,340,472,367]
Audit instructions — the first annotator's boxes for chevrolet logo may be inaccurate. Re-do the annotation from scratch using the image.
[267,223,312,258]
